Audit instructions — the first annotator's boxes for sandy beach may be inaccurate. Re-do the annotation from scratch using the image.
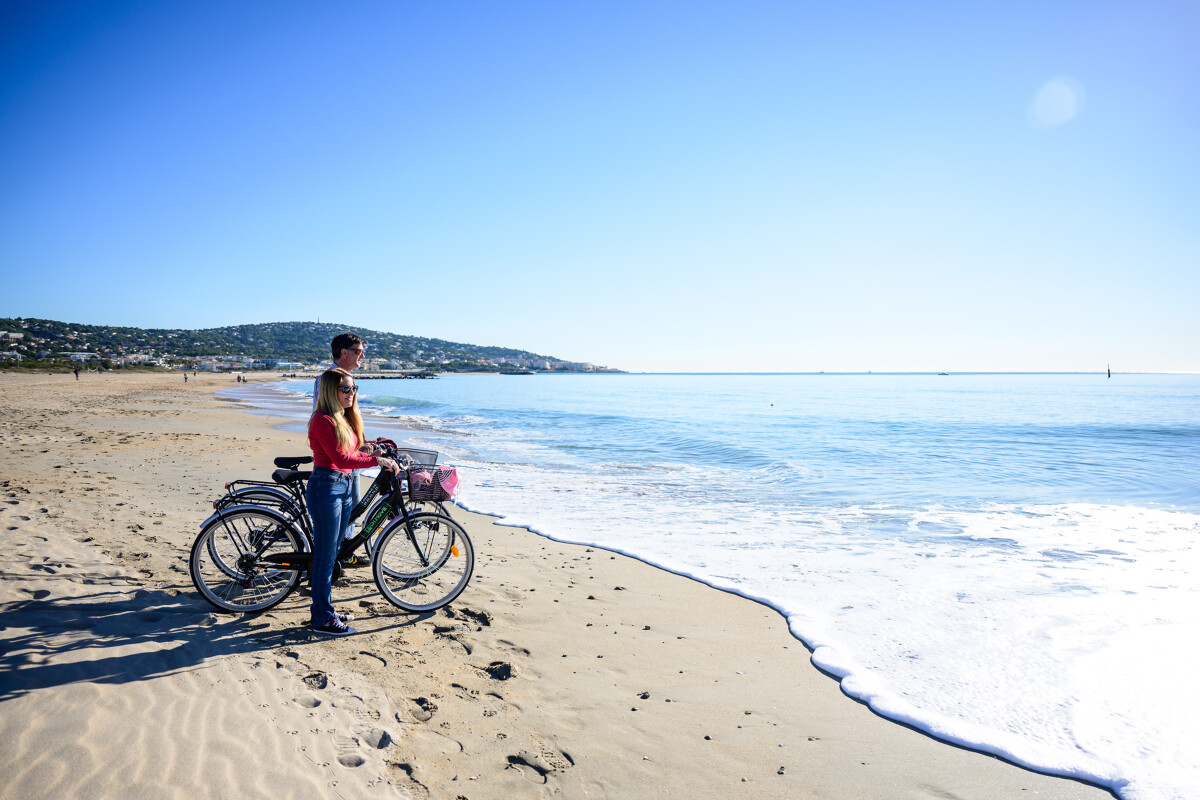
[0,371,1115,799]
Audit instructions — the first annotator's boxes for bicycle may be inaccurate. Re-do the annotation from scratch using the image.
[190,446,473,615]
[210,445,450,566]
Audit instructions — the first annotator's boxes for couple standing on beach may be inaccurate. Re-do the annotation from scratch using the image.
[306,332,399,637]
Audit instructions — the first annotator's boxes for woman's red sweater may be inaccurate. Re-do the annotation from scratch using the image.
[308,414,379,472]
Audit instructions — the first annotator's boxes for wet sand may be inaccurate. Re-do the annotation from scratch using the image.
[0,371,1115,798]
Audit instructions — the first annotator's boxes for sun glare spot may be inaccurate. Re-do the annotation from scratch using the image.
[1027,76,1085,128]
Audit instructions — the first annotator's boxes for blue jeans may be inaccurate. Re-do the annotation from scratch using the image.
[305,467,353,626]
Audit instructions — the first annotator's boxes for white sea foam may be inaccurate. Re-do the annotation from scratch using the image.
[455,464,1200,799]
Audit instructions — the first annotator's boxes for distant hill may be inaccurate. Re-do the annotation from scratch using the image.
[0,318,615,373]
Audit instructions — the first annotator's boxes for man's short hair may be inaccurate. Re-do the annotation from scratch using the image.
[331,332,365,360]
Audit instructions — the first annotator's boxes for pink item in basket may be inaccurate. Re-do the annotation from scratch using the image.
[408,467,460,501]
[437,467,460,498]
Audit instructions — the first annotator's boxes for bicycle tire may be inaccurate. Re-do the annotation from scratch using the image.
[190,507,305,613]
[372,512,474,612]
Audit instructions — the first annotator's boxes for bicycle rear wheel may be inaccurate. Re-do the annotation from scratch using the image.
[208,493,308,578]
[372,512,474,612]
[191,508,304,613]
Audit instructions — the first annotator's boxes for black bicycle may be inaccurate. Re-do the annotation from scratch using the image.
[189,447,473,614]
[206,444,449,567]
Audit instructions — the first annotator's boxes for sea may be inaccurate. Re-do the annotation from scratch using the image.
[226,371,1200,800]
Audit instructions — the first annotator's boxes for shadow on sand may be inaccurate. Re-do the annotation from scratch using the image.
[0,583,431,701]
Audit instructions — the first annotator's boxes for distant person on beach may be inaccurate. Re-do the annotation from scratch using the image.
[306,368,398,637]
[312,333,371,562]
[73,368,79,380]
[184,374,188,383]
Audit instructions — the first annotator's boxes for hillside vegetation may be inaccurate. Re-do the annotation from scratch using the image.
[0,318,610,372]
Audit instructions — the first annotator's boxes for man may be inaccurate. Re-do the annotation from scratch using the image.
[312,332,373,566]
[311,333,367,408]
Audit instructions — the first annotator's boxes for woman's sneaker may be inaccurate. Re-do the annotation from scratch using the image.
[336,611,354,623]
[311,618,356,637]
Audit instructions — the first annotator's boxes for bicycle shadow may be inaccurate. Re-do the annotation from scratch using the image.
[0,583,434,702]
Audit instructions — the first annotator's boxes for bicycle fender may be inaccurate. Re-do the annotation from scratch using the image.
[199,503,304,532]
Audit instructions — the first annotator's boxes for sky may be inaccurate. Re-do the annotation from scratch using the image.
[2,1,1197,373]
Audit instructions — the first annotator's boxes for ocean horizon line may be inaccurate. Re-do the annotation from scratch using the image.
[522,370,1200,376]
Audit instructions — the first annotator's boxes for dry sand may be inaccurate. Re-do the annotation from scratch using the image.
[0,371,1116,799]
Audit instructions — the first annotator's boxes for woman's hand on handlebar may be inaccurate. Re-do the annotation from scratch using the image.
[376,457,400,475]
[364,438,395,458]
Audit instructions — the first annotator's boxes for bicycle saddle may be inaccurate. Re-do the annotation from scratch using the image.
[274,455,314,469]
[272,469,309,485]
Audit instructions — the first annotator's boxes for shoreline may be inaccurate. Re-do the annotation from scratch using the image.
[0,372,1116,798]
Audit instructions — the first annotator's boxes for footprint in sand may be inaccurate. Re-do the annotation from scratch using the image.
[507,752,550,784]
[410,697,437,722]
[334,734,365,767]
[296,695,322,708]
[303,672,328,690]
[449,606,492,628]
[357,651,387,667]
[480,661,514,681]
[358,728,391,749]
[506,748,574,784]
[433,627,473,655]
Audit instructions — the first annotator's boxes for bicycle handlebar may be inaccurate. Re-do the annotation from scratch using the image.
[267,441,415,476]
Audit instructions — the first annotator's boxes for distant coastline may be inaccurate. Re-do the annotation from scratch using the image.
[0,317,621,375]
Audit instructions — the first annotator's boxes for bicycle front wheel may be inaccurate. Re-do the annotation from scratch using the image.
[191,508,304,613]
[372,512,474,612]
[365,499,451,563]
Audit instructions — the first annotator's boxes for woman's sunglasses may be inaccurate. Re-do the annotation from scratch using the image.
[339,385,358,395]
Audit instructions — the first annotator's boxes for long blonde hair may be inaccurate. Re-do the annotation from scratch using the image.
[312,368,366,454]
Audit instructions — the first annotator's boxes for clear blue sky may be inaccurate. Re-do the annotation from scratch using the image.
[2,1,1197,372]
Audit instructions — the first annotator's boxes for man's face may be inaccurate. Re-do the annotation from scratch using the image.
[337,343,365,371]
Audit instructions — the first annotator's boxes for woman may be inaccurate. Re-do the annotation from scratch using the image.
[307,368,398,636]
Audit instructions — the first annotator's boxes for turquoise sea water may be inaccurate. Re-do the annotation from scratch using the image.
[236,372,1200,800]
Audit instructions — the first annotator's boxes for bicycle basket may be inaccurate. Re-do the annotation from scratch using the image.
[406,465,459,502]
[394,447,438,468]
